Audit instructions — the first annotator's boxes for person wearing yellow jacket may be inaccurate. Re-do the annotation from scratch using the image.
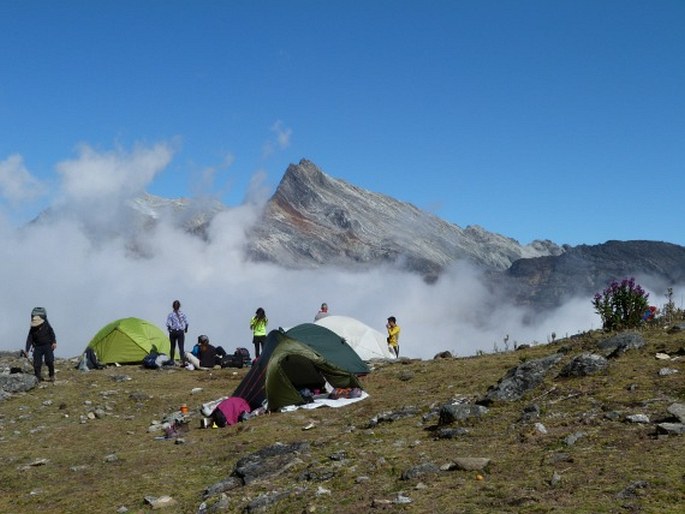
[249,307,268,358]
[386,316,400,358]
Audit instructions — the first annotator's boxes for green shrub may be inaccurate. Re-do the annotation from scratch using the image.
[592,277,649,331]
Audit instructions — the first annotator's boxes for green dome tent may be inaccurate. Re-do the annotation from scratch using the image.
[87,317,170,364]
[233,324,369,412]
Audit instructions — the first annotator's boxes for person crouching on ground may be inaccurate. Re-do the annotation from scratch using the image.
[25,313,57,382]
[386,316,400,358]
[184,335,217,370]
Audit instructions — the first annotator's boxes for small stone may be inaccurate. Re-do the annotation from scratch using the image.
[550,471,561,487]
[143,495,177,509]
[658,368,679,376]
[625,414,650,424]
[534,422,548,434]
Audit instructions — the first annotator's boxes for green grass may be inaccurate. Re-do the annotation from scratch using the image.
[1,327,683,513]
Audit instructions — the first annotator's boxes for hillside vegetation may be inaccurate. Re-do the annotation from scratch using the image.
[1,326,683,513]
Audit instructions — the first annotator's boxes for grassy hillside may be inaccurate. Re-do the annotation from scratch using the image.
[1,327,683,513]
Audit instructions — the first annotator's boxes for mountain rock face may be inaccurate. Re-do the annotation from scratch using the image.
[245,159,685,310]
[245,160,565,278]
[503,240,685,308]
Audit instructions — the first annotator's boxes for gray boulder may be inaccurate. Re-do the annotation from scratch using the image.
[597,332,645,358]
[558,353,609,377]
[439,404,489,425]
[478,353,563,405]
[0,373,38,395]
[667,403,685,423]
[233,442,310,485]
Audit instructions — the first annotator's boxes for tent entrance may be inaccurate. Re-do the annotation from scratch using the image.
[281,354,327,392]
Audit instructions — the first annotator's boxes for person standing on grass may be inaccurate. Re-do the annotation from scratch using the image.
[386,316,400,358]
[314,302,329,321]
[166,299,188,365]
[249,307,268,358]
[25,311,57,382]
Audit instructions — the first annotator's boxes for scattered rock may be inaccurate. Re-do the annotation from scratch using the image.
[658,367,679,376]
[401,462,440,480]
[197,493,231,513]
[598,332,645,358]
[667,403,685,423]
[478,353,563,405]
[367,406,419,428]
[549,471,562,487]
[438,404,488,425]
[434,427,469,439]
[143,495,177,509]
[520,403,541,422]
[625,414,650,424]
[616,480,648,499]
[443,457,491,471]
[0,373,39,394]
[655,423,685,435]
[203,477,243,499]
[534,422,548,434]
[234,441,310,485]
[433,351,453,359]
[563,432,586,446]
[243,488,302,513]
[558,353,608,377]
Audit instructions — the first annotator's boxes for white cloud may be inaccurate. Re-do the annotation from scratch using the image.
[56,142,174,202]
[0,154,47,203]
[262,120,292,158]
[2,141,658,362]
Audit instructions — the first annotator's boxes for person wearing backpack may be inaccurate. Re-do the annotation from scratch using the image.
[25,309,57,382]
[249,307,268,358]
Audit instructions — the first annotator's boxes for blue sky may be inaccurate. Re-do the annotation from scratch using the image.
[1,0,684,246]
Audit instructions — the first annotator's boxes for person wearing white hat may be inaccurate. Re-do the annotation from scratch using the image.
[25,310,57,382]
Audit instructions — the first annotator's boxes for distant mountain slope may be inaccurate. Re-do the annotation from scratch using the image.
[503,240,685,308]
[245,159,564,277]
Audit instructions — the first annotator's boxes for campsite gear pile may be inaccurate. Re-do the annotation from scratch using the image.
[220,347,252,368]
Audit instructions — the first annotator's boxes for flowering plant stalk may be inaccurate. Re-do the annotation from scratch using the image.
[592,277,649,331]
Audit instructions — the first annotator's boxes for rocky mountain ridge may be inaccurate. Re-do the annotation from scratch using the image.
[245,160,566,278]
[30,158,685,311]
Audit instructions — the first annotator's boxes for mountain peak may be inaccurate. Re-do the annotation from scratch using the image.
[246,159,564,275]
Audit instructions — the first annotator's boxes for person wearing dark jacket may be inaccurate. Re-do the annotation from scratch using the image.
[25,314,57,382]
[184,335,217,369]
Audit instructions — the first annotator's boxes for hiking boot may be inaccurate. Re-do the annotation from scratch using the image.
[47,376,55,382]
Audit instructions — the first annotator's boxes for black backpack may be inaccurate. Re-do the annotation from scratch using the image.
[221,353,243,369]
[234,347,251,367]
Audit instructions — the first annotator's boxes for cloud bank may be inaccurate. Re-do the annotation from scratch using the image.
[0,143,630,360]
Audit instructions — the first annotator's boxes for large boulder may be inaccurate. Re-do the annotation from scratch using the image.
[478,353,563,405]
